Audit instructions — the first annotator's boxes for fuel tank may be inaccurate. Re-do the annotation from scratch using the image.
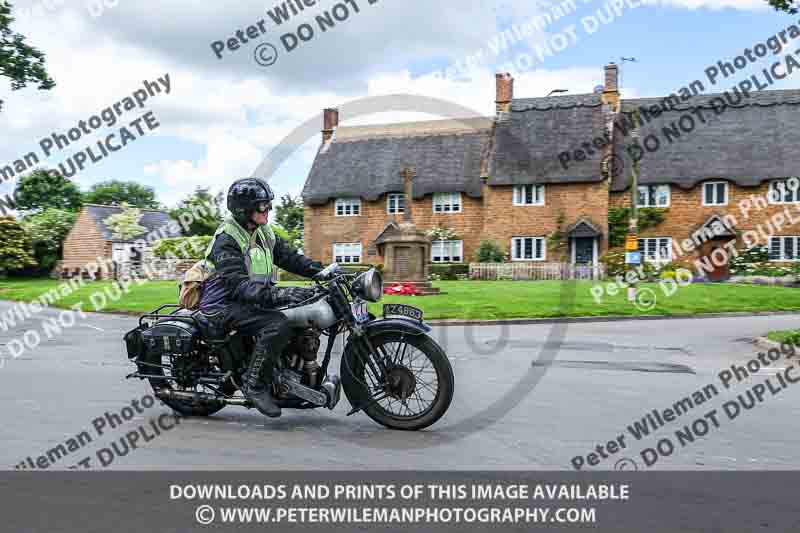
[280,297,338,330]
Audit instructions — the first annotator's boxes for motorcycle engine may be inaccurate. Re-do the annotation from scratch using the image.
[282,329,322,389]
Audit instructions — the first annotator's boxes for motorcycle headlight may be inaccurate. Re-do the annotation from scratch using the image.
[354,268,383,302]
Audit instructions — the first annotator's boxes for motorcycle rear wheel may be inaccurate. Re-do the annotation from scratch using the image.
[341,331,454,431]
[138,348,231,417]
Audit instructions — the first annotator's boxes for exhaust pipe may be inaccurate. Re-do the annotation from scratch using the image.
[155,389,250,407]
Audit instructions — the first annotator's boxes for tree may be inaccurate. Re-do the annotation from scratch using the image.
[274,194,304,248]
[84,180,159,208]
[0,216,36,276]
[0,2,55,113]
[104,203,147,241]
[169,188,223,236]
[766,0,797,13]
[21,208,77,273]
[14,169,83,212]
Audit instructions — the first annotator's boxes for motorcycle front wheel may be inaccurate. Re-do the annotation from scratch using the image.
[341,330,454,431]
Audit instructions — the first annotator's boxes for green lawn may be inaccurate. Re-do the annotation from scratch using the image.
[1,278,800,320]
[767,330,800,344]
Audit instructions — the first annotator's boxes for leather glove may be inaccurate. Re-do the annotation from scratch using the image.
[308,261,325,277]
[266,286,315,307]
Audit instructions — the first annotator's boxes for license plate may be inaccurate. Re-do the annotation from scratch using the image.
[383,304,423,322]
[351,300,370,323]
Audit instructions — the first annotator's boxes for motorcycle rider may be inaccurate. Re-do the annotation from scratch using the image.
[199,177,323,418]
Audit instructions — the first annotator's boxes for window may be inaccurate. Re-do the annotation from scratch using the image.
[387,193,405,214]
[433,192,462,213]
[637,185,670,207]
[702,181,728,206]
[335,198,361,216]
[511,237,546,261]
[768,178,800,204]
[638,237,672,263]
[769,236,800,261]
[333,243,362,264]
[431,240,463,263]
[513,185,545,206]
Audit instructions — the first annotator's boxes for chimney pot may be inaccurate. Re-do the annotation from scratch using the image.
[604,63,619,93]
[322,108,339,142]
[495,72,514,104]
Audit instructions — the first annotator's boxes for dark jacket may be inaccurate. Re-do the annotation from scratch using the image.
[199,232,322,313]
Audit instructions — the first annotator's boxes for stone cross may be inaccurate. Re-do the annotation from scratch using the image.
[400,167,417,222]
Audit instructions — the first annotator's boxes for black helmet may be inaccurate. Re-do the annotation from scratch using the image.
[227,178,275,226]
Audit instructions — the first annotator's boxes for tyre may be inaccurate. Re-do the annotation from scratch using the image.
[137,347,231,417]
[341,331,454,431]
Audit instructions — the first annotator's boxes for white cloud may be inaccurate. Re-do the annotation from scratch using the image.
[0,0,779,210]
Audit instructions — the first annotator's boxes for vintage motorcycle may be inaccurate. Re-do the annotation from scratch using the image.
[124,264,454,431]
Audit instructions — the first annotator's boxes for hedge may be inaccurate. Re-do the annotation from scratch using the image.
[430,263,469,280]
[152,236,212,260]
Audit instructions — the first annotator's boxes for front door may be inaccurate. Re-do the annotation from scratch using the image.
[574,237,595,265]
[702,240,730,281]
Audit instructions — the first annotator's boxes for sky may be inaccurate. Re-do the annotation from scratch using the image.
[0,0,798,210]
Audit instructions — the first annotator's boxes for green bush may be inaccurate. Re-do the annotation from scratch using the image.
[153,236,212,260]
[729,245,797,277]
[430,263,469,280]
[474,240,506,263]
[0,217,37,276]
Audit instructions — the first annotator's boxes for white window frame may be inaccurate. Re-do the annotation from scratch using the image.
[432,192,462,213]
[638,237,673,263]
[431,240,463,263]
[333,242,362,264]
[769,236,800,261]
[637,184,670,208]
[335,198,361,217]
[768,178,800,204]
[511,237,546,261]
[513,184,545,206]
[387,193,405,214]
[702,181,728,206]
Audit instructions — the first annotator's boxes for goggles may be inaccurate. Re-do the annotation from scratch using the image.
[253,201,272,213]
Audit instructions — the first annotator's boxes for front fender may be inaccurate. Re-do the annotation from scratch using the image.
[361,317,431,336]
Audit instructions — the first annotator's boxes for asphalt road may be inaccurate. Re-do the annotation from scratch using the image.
[1,300,799,471]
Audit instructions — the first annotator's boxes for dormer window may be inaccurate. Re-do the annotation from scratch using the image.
[513,185,545,206]
[387,193,405,214]
[702,181,728,206]
[433,192,462,213]
[768,178,800,204]
[637,185,670,208]
[335,198,361,216]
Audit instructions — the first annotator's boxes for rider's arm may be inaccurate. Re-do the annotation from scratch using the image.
[208,233,273,306]
[273,237,324,278]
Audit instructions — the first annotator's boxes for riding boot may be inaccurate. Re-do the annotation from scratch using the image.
[241,330,282,418]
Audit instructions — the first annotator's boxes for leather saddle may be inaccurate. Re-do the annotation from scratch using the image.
[167,308,227,340]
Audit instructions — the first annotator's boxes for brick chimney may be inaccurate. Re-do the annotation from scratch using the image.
[602,63,619,110]
[322,108,339,142]
[400,167,416,222]
[495,73,514,114]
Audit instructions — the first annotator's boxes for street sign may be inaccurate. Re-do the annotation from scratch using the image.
[625,252,642,265]
[625,235,639,251]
